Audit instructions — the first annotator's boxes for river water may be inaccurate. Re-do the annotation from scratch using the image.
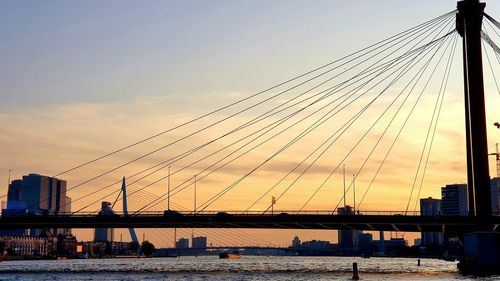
[0,256,495,280]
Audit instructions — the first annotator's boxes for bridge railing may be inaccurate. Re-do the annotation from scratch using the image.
[13,209,500,217]
[1,210,421,217]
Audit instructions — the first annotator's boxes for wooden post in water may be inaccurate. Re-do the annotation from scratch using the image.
[352,262,359,280]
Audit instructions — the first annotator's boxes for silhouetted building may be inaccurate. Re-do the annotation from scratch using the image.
[192,236,207,249]
[176,238,189,249]
[16,174,69,214]
[302,239,331,250]
[292,236,301,248]
[438,178,500,216]
[7,180,22,202]
[2,174,71,236]
[0,201,27,236]
[378,231,385,255]
[420,197,441,216]
[94,202,114,242]
[79,241,137,257]
[441,184,468,216]
[358,233,373,253]
[0,235,57,258]
[491,177,500,215]
[65,196,72,214]
[57,234,78,257]
[337,206,358,250]
[420,197,443,246]
[371,238,407,254]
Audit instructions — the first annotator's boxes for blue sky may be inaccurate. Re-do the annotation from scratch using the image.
[2,0,492,108]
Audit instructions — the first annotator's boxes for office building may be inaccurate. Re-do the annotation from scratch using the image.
[94,202,115,242]
[337,205,358,250]
[491,177,500,215]
[6,174,70,215]
[176,238,189,249]
[65,196,72,214]
[15,174,69,214]
[420,197,441,216]
[441,184,468,216]
[2,174,71,236]
[438,178,500,216]
[358,233,373,253]
[192,236,207,249]
[420,197,443,246]
[7,180,22,202]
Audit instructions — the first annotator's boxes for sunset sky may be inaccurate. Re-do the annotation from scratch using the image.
[1,0,500,246]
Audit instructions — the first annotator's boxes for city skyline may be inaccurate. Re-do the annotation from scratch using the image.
[2,0,500,246]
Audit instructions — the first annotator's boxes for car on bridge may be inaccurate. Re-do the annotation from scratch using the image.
[164,210,184,217]
[216,212,232,217]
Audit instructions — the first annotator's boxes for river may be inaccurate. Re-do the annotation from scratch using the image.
[0,256,495,280]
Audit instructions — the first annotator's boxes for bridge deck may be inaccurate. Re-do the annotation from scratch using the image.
[1,213,497,232]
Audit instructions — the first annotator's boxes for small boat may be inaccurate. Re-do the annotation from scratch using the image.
[219,251,241,259]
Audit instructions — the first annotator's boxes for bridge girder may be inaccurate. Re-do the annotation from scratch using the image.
[0,214,492,234]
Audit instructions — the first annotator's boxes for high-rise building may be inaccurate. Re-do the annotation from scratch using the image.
[337,205,358,250]
[7,180,22,202]
[420,197,441,216]
[441,184,468,216]
[491,177,500,215]
[176,238,189,249]
[358,233,373,253]
[438,179,500,216]
[192,236,207,249]
[65,196,72,214]
[19,174,69,214]
[2,174,71,236]
[420,197,443,246]
[94,202,115,242]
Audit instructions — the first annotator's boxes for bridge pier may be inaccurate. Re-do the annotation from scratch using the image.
[458,232,500,275]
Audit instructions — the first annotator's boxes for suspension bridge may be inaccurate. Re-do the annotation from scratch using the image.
[2,0,500,247]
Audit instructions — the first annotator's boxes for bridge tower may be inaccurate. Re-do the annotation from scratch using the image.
[121,177,140,249]
[456,0,500,274]
[456,0,491,220]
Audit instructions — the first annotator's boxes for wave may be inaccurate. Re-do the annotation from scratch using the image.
[0,268,458,275]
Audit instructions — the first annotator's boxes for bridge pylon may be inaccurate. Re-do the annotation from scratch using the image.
[121,177,140,252]
[457,0,491,220]
[456,0,499,275]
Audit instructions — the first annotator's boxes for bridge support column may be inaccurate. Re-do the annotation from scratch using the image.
[457,0,491,220]
[456,0,499,275]
[458,232,500,275]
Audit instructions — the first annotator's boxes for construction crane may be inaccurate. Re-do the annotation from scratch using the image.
[489,143,500,178]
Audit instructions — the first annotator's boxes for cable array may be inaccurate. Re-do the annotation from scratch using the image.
[10,10,481,225]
